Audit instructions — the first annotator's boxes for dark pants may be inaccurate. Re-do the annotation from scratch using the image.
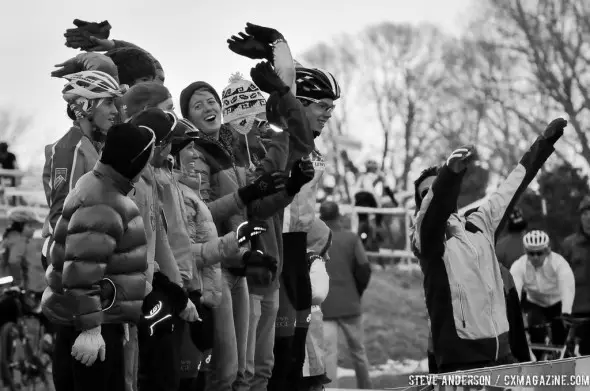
[286,324,310,391]
[52,324,125,391]
[138,317,185,391]
[268,336,293,391]
[523,299,566,345]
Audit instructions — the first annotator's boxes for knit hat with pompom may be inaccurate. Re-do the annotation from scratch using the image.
[221,72,266,125]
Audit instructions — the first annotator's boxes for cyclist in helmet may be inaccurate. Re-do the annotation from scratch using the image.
[41,70,122,271]
[1,207,44,294]
[510,230,575,346]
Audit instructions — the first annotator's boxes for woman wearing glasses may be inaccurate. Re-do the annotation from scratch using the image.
[510,230,575,347]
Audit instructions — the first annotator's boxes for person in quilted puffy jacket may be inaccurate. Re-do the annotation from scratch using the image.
[41,122,154,391]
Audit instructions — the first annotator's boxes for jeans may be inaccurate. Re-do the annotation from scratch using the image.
[52,324,125,391]
[205,269,249,391]
[123,325,139,391]
[236,289,280,391]
[323,316,372,389]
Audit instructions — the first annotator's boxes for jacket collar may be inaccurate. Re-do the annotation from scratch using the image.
[93,161,134,195]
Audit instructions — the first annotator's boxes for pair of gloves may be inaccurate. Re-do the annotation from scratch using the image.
[64,19,111,51]
[445,118,567,174]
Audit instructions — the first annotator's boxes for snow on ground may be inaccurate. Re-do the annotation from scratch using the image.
[337,358,429,379]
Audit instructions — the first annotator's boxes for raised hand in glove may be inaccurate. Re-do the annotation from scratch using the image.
[244,250,278,286]
[446,145,477,174]
[51,52,119,79]
[236,220,268,246]
[250,61,289,96]
[227,32,272,61]
[543,117,567,144]
[286,157,315,196]
[71,326,106,366]
[237,171,286,204]
[141,289,175,337]
[244,22,285,44]
[64,19,112,51]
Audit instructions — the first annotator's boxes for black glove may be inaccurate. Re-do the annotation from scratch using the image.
[244,250,278,287]
[237,171,286,204]
[227,32,272,62]
[236,220,268,246]
[64,19,111,50]
[139,289,175,338]
[244,22,284,44]
[250,61,290,96]
[543,117,567,144]
[152,271,189,315]
[286,158,315,196]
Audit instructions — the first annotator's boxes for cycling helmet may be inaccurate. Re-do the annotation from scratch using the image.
[295,67,341,101]
[523,230,550,251]
[7,207,41,224]
[62,70,122,102]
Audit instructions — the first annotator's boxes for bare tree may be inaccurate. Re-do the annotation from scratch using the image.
[0,108,34,147]
[361,22,458,189]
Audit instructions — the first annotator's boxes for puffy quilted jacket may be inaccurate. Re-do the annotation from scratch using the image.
[41,162,148,331]
[176,171,244,307]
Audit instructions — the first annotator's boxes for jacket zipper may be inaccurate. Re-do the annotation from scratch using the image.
[458,284,466,328]
[461,221,500,360]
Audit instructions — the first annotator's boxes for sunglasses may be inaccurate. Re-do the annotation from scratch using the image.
[130,127,156,164]
[254,118,268,128]
[157,110,179,147]
[527,251,545,257]
[298,97,335,113]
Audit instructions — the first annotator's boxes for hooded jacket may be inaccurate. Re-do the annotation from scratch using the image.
[412,132,557,369]
[42,162,148,331]
[175,170,244,307]
[561,195,590,314]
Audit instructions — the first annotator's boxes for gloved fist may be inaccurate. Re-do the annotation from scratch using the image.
[51,52,119,79]
[227,32,272,62]
[64,19,112,51]
[286,157,315,196]
[140,289,174,337]
[250,61,289,95]
[71,326,106,366]
[244,250,278,287]
[244,22,285,44]
[238,171,286,204]
[446,145,477,174]
[180,299,202,323]
[236,220,268,246]
[543,117,567,144]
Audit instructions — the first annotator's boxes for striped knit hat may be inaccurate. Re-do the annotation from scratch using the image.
[221,73,266,126]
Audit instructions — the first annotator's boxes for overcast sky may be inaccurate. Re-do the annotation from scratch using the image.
[1,0,472,169]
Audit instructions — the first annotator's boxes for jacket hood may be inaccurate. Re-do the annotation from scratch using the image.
[307,218,332,258]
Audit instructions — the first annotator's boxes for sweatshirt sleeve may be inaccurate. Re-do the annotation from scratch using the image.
[191,231,241,268]
[553,253,576,314]
[207,192,244,223]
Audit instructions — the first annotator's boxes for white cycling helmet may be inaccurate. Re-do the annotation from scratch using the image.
[62,70,122,102]
[523,230,550,251]
[7,207,41,224]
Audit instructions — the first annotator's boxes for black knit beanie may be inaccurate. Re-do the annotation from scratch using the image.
[179,81,221,119]
[130,108,175,145]
[106,47,157,86]
[100,123,154,180]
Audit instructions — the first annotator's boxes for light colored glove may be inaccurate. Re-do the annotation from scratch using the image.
[179,299,201,322]
[446,145,477,173]
[71,326,106,366]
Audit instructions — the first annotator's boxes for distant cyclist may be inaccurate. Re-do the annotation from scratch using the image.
[510,230,575,345]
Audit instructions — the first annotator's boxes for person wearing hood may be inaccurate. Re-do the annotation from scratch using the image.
[561,195,590,355]
[496,208,528,269]
[41,122,154,391]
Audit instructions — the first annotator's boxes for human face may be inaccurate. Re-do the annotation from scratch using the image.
[417,176,436,201]
[92,98,118,132]
[131,75,155,86]
[187,90,221,135]
[157,98,175,111]
[301,97,335,136]
[22,222,35,238]
[178,142,199,175]
[527,248,549,268]
[581,210,590,235]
